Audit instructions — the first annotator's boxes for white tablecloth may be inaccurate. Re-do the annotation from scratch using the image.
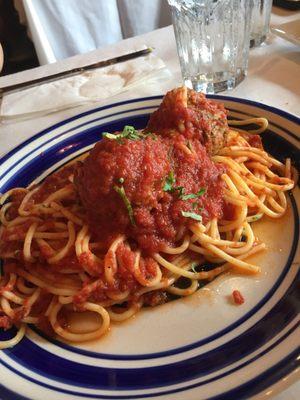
[0,6,299,399]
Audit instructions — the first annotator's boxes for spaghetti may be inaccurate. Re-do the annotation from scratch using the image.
[0,87,295,349]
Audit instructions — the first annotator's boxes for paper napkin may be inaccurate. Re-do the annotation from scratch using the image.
[0,52,170,122]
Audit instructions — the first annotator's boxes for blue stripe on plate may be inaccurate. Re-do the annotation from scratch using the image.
[209,340,300,400]
[0,108,155,184]
[0,113,150,191]
[0,321,299,399]
[61,106,158,136]
[0,98,161,168]
[0,383,30,400]
[3,268,299,390]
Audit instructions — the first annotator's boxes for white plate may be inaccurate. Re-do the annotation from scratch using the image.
[0,95,299,400]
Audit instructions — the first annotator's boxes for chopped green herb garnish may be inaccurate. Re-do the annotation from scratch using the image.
[122,125,141,140]
[103,126,156,143]
[114,185,135,226]
[181,193,199,200]
[181,211,202,222]
[118,177,124,184]
[163,171,176,192]
[102,132,118,140]
[163,172,206,203]
[103,126,138,142]
[180,188,206,200]
[163,171,185,196]
[176,186,185,197]
[197,188,206,196]
[143,131,157,140]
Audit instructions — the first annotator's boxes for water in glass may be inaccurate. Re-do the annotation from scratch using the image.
[168,0,251,94]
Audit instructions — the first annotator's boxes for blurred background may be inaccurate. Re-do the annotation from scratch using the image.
[0,0,171,76]
[0,0,38,75]
[0,0,298,77]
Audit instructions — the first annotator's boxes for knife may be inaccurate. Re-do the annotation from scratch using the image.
[0,47,153,98]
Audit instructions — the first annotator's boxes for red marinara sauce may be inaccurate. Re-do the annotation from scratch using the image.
[232,290,245,305]
[75,133,225,253]
[33,164,77,203]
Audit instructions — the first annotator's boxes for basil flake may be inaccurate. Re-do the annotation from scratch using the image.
[163,171,175,192]
[114,185,135,226]
[103,125,156,143]
[181,211,202,222]
[180,188,206,200]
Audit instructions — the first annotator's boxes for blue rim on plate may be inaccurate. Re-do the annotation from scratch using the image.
[0,95,299,400]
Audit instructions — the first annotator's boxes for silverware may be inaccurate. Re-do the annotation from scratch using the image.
[0,47,153,99]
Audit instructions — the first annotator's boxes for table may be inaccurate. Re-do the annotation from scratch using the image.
[0,6,299,400]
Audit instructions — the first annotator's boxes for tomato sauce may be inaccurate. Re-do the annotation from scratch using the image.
[33,164,77,203]
[232,290,245,305]
[0,315,12,329]
[0,88,228,300]
[247,134,263,149]
[75,133,225,253]
[75,90,227,254]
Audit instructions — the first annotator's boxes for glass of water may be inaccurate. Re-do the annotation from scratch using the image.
[168,0,252,94]
[250,0,272,47]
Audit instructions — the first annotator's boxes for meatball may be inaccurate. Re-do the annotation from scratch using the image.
[146,87,228,154]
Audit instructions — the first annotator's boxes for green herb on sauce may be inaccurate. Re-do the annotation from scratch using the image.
[176,186,185,197]
[180,188,206,201]
[103,126,156,143]
[102,132,118,140]
[113,185,135,226]
[163,171,176,192]
[191,203,203,213]
[181,211,202,222]
[163,171,184,196]
[163,172,206,204]
[143,131,157,140]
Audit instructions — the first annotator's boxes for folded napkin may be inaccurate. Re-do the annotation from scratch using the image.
[0,52,170,122]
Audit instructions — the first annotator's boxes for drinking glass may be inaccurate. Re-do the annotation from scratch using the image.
[168,0,252,94]
[250,0,273,47]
